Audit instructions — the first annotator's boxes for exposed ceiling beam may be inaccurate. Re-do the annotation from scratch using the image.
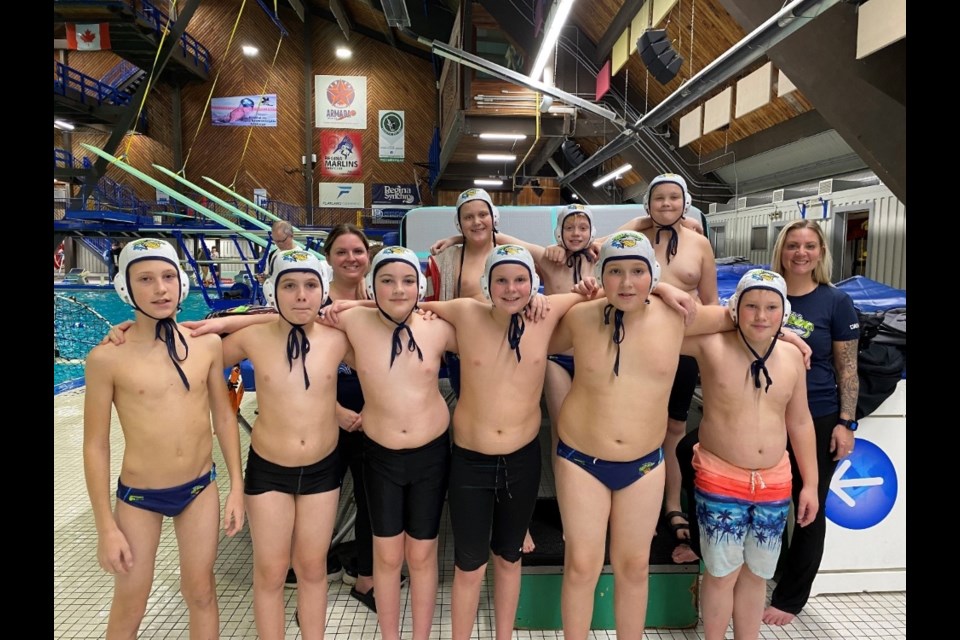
[697,110,831,174]
[560,0,842,187]
[593,0,644,65]
[310,6,428,60]
[522,137,565,176]
[329,0,353,40]
[358,0,397,47]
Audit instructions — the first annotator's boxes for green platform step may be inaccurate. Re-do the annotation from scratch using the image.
[515,498,700,630]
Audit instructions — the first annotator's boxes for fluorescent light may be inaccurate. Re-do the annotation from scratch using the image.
[477,154,517,162]
[479,133,527,141]
[474,179,504,186]
[530,0,577,81]
[336,47,352,59]
[54,120,75,131]
[571,193,579,200]
[242,45,258,56]
[592,163,632,188]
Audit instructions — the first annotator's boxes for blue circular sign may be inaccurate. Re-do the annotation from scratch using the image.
[824,439,898,530]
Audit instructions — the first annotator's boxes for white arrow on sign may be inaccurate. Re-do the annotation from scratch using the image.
[829,459,884,507]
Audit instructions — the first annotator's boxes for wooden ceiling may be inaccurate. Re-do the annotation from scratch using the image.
[296,0,873,204]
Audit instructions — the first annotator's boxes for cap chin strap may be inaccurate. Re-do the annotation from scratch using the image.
[131,292,190,391]
[277,308,311,389]
[379,304,423,368]
[565,249,591,284]
[154,318,191,390]
[654,224,679,264]
[507,312,525,362]
[603,304,626,376]
[738,326,778,392]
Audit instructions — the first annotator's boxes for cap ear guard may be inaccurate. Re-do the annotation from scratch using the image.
[365,246,427,300]
[645,173,690,218]
[480,244,541,303]
[263,249,330,309]
[554,203,595,247]
[594,231,661,293]
[727,269,792,326]
[455,187,500,232]
[114,238,190,309]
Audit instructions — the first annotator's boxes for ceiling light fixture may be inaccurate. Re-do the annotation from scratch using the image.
[54,120,75,130]
[592,163,632,188]
[336,47,352,59]
[479,133,527,141]
[529,0,577,82]
[242,45,259,56]
[477,154,517,162]
[474,179,504,186]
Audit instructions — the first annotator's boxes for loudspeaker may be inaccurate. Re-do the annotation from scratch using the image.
[637,29,683,84]
[561,139,587,166]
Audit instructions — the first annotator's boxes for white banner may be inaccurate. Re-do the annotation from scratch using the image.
[378,110,405,162]
[319,183,364,209]
[316,75,367,129]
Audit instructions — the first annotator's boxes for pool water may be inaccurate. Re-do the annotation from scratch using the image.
[54,289,216,391]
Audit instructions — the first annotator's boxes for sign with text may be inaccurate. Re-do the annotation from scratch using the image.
[316,75,367,129]
[372,183,419,219]
[321,131,362,177]
[378,110,405,162]
[319,183,364,209]
[211,94,277,127]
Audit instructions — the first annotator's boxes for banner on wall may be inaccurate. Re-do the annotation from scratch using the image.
[319,183,364,209]
[211,94,277,127]
[321,131,362,177]
[316,75,367,129]
[372,183,420,220]
[378,110,405,162]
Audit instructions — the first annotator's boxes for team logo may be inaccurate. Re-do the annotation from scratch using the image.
[610,232,640,249]
[131,239,166,252]
[495,245,524,256]
[326,79,355,107]
[280,251,311,264]
[747,270,779,283]
[380,111,403,135]
[333,135,355,157]
[382,246,409,256]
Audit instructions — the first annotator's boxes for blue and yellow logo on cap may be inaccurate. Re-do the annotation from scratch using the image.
[132,239,166,252]
[748,270,779,283]
[280,251,311,263]
[495,245,524,256]
[611,232,640,248]
[382,246,409,256]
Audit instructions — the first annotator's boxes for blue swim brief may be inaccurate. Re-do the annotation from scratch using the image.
[557,439,662,491]
[548,354,575,378]
[117,465,217,518]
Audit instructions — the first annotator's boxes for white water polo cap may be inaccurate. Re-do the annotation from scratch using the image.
[727,268,792,326]
[481,244,540,303]
[115,238,190,310]
[554,203,595,247]
[645,172,691,219]
[263,249,331,309]
[455,187,500,232]
[365,246,427,300]
[594,231,661,294]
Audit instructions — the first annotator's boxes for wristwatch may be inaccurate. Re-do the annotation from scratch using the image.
[838,418,859,431]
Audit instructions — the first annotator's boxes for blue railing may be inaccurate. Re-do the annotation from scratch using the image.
[101,60,142,88]
[54,61,132,107]
[139,0,212,74]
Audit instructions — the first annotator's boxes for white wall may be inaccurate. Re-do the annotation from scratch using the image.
[705,184,905,289]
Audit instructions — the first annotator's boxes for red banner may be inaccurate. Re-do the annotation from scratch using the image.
[66,23,112,51]
[321,131,363,177]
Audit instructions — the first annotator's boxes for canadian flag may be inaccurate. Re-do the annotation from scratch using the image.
[65,23,112,51]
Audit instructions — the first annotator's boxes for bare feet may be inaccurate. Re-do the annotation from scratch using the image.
[522,529,536,554]
[762,606,796,626]
[671,543,699,564]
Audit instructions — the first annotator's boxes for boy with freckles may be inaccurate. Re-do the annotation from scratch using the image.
[680,269,818,640]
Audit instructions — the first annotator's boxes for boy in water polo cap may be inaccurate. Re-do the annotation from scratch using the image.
[218,249,351,639]
[319,246,457,640]
[679,269,818,640]
[550,230,734,638]
[83,238,245,639]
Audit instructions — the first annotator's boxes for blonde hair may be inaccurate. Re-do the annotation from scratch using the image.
[771,219,833,285]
